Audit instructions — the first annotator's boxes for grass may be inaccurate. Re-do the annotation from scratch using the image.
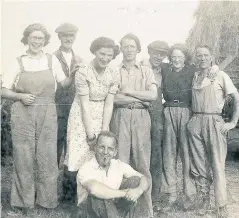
[1,154,239,218]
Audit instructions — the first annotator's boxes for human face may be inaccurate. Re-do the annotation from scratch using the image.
[95,136,117,168]
[171,49,185,71]
[121,39,139,61]
[149,49,167,68]
[94,47,114,69]
[28,31,45,55]
[59,32,76,50]
[196,47,213,70]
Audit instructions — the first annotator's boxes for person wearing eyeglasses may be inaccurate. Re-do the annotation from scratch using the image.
[159,44,197,212]
[54,23,83,203]
[1,23,77,214]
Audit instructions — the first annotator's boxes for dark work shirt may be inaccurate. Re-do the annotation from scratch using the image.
[162,64,197,106]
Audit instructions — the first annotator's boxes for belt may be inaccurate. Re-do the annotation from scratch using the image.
[164,100,190,108]
[193,112,222,116]
[115,103,148,110]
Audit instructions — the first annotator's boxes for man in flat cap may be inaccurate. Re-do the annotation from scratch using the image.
[141,41,169,203]
[54,23,83,203]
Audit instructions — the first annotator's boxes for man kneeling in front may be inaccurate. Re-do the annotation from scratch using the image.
[76,131,150,218]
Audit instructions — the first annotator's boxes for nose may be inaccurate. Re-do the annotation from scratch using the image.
[103,147,108,154]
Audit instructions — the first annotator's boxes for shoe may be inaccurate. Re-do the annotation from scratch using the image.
[182,194,197,211]
[7,207,23,216]
[195,192,210,216]
[161,194,177,213]
[216,206,228,218]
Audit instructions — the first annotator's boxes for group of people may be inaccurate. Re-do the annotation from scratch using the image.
[2,22,239,218]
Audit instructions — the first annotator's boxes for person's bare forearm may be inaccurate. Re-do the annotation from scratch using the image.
[1,88,22,101]
[84,180,127,199]
[102,95,114,130]
[126,90,157,101]
[230,92,239,125]
[136,176,149,194]
[114,94,143,105]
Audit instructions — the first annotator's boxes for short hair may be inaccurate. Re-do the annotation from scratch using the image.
[195,44,214,55]
[97,131,118,148]
[90,37,120,59]
[168,43,192,65]
[120,33,141,52]
[21,23,50,46]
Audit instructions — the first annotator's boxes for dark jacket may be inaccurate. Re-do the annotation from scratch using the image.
[54,49,83,118]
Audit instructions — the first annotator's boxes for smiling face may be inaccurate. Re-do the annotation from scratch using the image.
[171,49,186,71]
[149,49,167,68]
[94,47,114,69]
[196,47,213,70]
[95,136,117,168]
[121,38,139,61]
[28,30,45,55]
[59,32,76,50]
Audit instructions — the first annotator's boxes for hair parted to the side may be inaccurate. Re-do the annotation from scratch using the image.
[90,37,120,59]
[21,23,51,46]
[97,131,118,148]
[169,43,192,65]
[120,33,141,52]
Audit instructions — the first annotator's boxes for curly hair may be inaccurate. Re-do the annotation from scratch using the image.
[21,23,51,46]
[120,33,141,53]
[90,37,120,59]
[168,43,192,65]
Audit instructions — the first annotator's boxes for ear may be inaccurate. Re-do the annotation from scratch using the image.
[113,148,118,158]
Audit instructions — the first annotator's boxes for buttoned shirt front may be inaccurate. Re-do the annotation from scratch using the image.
[118,62,158,91]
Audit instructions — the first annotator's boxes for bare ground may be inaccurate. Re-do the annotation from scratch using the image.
[1,153,239,218]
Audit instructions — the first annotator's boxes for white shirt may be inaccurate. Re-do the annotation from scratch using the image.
[61,51,73,70]
[2,52,66,90]
[77,157,142,204]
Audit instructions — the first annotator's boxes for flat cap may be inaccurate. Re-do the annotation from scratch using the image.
[55,23,78,33]
[148,40,169,52]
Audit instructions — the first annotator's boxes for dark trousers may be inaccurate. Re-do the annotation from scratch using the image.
[57,116,68,166]
[77,176,150,218]
[62,166,77,203]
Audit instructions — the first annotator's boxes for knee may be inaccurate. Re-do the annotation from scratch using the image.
[121,176,141,189]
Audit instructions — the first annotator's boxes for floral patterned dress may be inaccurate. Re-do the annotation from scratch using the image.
[65,61,119,171]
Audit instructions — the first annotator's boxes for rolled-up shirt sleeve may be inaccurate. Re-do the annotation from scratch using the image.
[2,58,21,89]
[145,67,158,90]
[221,71,238,96]
[109,69,120,94]
[75,65,90,96]
[52,55,67,83]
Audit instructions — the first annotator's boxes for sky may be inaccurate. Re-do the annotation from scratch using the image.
[1,0,199,73]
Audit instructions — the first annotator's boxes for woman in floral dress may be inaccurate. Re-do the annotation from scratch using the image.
[64,37,120,201]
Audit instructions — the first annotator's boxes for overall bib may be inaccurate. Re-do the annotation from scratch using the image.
[187,75,227,207]
[10,54,58,208]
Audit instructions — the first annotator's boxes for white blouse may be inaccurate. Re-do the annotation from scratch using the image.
[2,52,66,91]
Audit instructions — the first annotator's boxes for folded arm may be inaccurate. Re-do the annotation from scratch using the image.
[83,180,127,200]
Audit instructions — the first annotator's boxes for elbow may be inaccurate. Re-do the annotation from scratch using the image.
[150,92,158,101]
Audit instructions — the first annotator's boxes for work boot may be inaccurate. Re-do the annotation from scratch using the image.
[216,206,228,218]
[195,192,210,216]
[161,193,177,213]
[182,194,197,211]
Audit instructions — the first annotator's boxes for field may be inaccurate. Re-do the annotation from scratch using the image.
[1,151,239,218]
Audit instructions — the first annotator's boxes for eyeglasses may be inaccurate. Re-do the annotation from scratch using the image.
[28,36,45,42]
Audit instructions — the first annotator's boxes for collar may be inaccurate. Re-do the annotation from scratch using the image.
[91,156,112,171]
[119,61,141,69]
[24,50,44,59]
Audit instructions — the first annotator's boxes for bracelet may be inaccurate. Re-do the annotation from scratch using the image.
[87,134,96,142]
